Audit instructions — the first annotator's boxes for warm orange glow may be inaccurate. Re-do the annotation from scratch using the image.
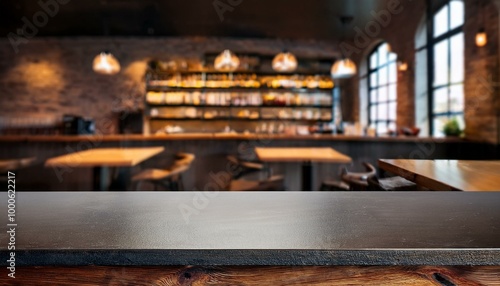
[93,52,121,75]
[214,50,240,71]
[331,59,357,79]
[476,31,488,47]
[16,60,64,90]
[398,61,408,71]
[272,52,298,72]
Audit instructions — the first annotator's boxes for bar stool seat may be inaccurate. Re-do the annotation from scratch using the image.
[229,175,285,191]
[132,153,195,191]
[0,157,36,173]
[227,155,265,179]
[132,164,189,182]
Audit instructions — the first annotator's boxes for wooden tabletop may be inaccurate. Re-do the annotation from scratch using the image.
[255,147,352,163]
[45,147,165,167]
[0,157,36,172]
[379,159,500,191]
[2,192,500,266]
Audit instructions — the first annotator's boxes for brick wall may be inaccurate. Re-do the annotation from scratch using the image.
[0,37,340,134]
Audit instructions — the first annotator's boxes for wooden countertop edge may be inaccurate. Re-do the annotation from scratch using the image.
[0,134,473,143]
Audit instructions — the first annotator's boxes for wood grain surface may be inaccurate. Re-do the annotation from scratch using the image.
[44,147,165,167]
[379,159,500,191]
[1,266,500,286]
[255,147,352,163]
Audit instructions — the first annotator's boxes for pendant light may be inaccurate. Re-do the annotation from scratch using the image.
[476,0,488,47]
[214,49,240,72]
[93,51,121,75]
[272,50,298,72]
[331,16,357,79]
[93,11,121,75]
[331,58,357,79]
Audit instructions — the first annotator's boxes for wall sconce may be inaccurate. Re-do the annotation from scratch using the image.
[476,28,488,47]
[476,0,487,47]
[397,61,408,72]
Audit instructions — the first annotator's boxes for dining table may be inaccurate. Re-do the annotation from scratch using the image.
[378,159,500,191]
[255,147,352,191]
[45,147,165,190]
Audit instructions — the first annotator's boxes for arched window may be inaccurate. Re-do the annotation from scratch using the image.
[416,0,464,136]
[367,42,397,134]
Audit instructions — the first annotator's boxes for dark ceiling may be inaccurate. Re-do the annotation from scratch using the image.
[0,0,401,39]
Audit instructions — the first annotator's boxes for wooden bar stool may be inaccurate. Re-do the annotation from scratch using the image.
[132,153,195,191]
[226,156,284,191]
[226,155,266,179]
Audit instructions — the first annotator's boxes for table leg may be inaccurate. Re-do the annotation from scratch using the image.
[109,167,132,191]
[92,166,109,191]
[301,162,313,191]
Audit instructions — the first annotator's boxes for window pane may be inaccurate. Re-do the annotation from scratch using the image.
[388,52,397,62]
[379,86,388,102]
[450,33,464,83]
[389,102,397,120]
[388,62,397,84]
[434,39,449,87]
[379,66,388,85]
[370,52,378,69]
[434,5,449,38]
[370,105,377,121]
[378,103,388,120]
[454,115,465,131]
[370,90,378,103]
[388,84,397,101]
[388,122,397,132]
[379,44,388,66]
[377,122,387,134]
[370,73,378,87]
[433,87,449,114]
[450,1,464,30]
[450,84,464,113]
[433,116,448,137]
[415,21,427,49]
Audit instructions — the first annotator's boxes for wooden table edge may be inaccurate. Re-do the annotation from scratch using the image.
[378,159,459,191]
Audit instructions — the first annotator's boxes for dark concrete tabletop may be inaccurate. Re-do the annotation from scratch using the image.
[2,192,500,266]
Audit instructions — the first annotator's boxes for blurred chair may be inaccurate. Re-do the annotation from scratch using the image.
[226,155,284,191]
[226,155,266,179]
[321,162,376,191]
[0,157,37,185]
[0,157,36,173]
[132,153,195,191]
[229,175,285,191]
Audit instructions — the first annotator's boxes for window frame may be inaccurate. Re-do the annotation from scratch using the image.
[367,42,398,134]
[425,0,464,136]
